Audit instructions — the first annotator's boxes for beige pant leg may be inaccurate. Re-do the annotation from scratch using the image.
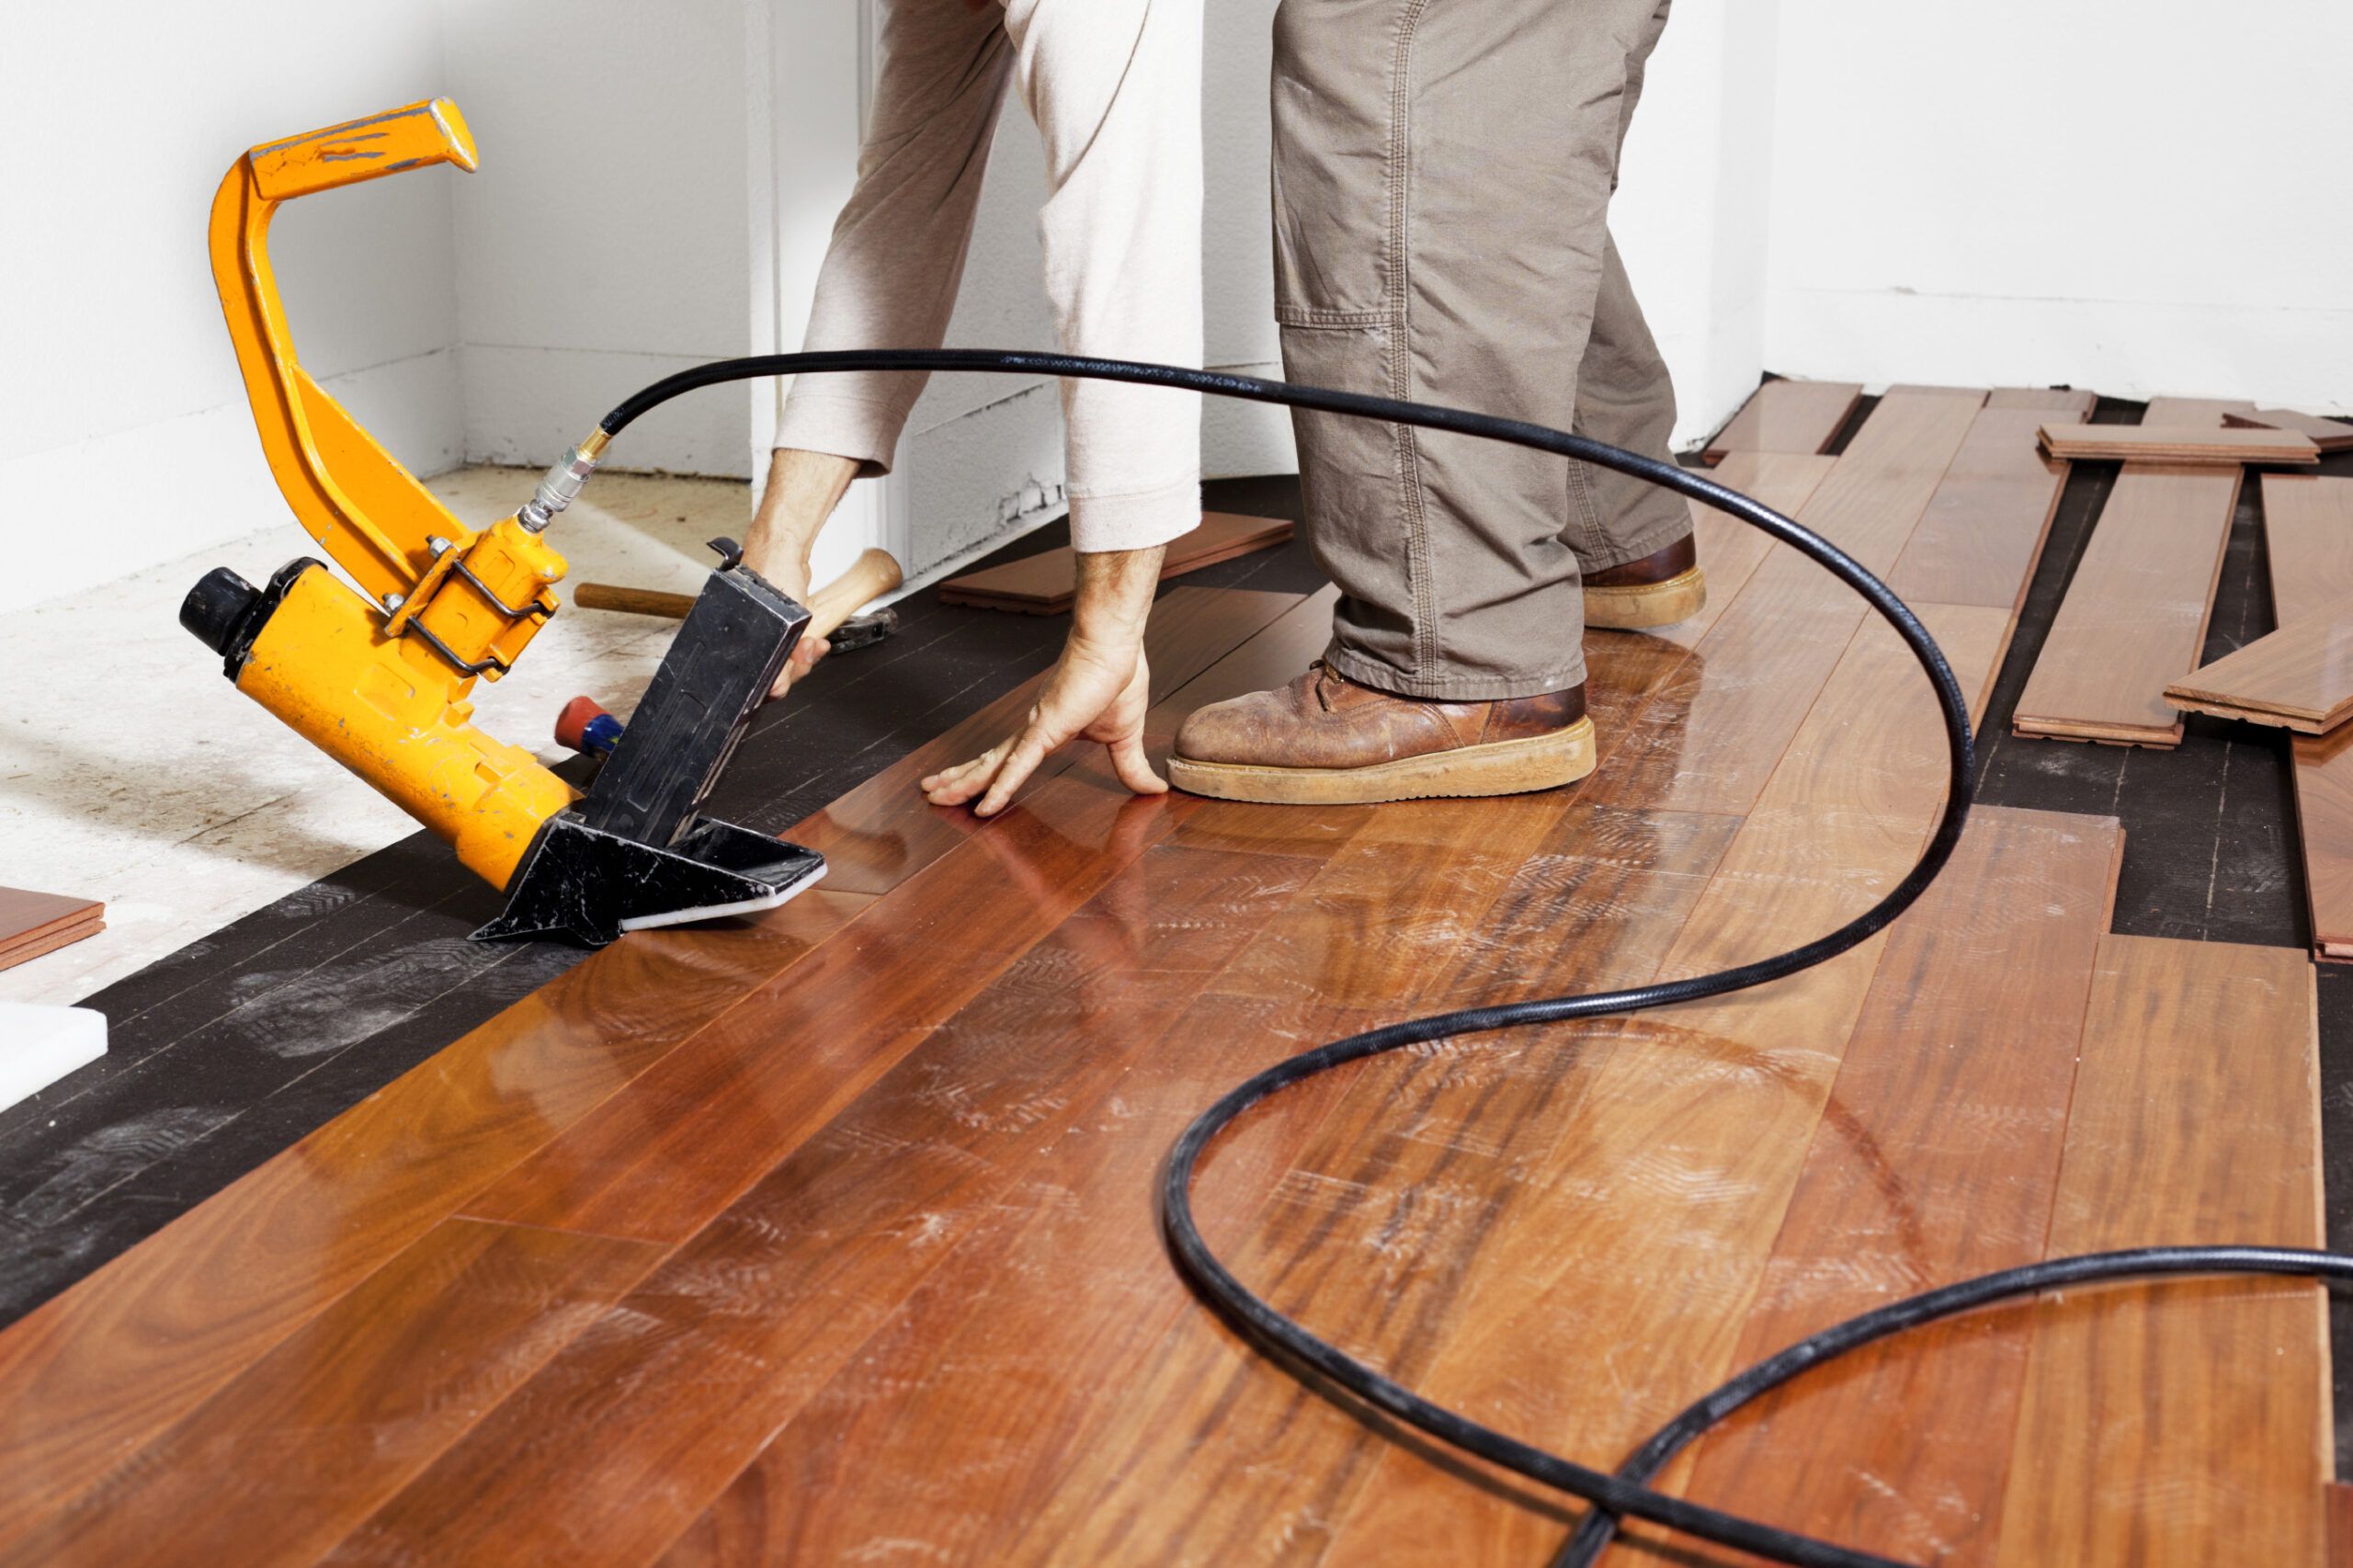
[778,0,1203,555]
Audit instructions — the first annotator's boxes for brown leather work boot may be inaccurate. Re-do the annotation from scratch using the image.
[1167,663,1596,805]
[1584,533,1706,630]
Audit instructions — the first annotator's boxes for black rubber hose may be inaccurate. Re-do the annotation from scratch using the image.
[599,350,2347,1568]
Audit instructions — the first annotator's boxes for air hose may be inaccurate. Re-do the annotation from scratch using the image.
[583,350,2349,1568]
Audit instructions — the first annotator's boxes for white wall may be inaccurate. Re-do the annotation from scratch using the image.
[1763,0,2353,411]
[0,4,461,615]
[444,0,754,479]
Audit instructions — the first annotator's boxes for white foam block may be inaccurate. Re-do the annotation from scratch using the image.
[0,1003,107,1112]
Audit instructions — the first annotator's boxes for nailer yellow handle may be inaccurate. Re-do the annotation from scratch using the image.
[211,99,485,610]
[249,99,477,201]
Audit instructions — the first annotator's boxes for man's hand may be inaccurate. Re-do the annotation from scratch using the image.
[744,449,859,698]
[922,544,1168,817]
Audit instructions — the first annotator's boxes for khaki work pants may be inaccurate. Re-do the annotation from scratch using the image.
[1273,0,1688,699]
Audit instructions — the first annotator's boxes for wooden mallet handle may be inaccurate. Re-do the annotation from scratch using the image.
[573,548,903,636]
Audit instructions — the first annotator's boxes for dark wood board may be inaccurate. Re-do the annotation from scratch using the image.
[938,512,1294,614]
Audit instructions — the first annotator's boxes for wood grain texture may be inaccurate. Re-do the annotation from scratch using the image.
[1594,389,1984,814]
[1,1218,660,1568]
[1702,380,1863,463]
[0,889,870,1551]
[1653,450,1837,652]
[1992,936,2325,1568]
[1888,402,2088,611]
[2165,615,2353,733]
[2037,422,2319,465]
[2015,463,2244,747]
[1639,808,2121,1567]
[938,513,1294,613]
[2262,476,2353,959]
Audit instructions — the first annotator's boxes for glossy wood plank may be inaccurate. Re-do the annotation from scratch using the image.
[1638,808,2120,1567]
[0,888,102,954]
[2228,406,2353,453]
[1702,380,1863,464]
[457,590,1337,1246]
[2015,463,2244,747]
[1992,936,2325,1568]
[2265,477,2353,958]
[1310,586,2015,1567]
[1888,403,2088,611]
[2,1218,660,1568]
[939,513,1294,613]
[986,812,1737,1566]
[2165,616,2353,733]
[0,890,870,1551]
[1652,450,1837,653]
[1594,390,1984,814]
[791,584,1303,893]
[2037,423,2319,465]
[318,596,1356,1565]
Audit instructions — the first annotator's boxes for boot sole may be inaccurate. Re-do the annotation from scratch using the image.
[1584,566,1707,630]
[1167,717,1597,806]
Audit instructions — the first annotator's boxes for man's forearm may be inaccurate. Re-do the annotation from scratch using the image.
[1069,545,1165,653]
[745,449,859,586]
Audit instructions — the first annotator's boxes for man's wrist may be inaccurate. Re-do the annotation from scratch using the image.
[1068,545,1164,648]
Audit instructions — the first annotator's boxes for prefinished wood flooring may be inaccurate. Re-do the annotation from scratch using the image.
[0,394,2327,1566]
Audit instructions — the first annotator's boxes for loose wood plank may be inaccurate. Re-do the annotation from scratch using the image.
[0,889,102,961]
[2227,406,2353,453]
[1992,936,2325,1568]
[0,917,105,976]
[1595,389,1984,814]
[4,1218,660,1568]
[2262,475,2353,960]
[2015,463,2244,747]
[2037,423,2319,466]
[1985,388,2097,412]
[1638,808,2120,1566]
[2143,397,2255,427]
[1889,399,2092,611]
[938,513,1294,614]
[2165,615,2353,733]
[1701,380,1864,465]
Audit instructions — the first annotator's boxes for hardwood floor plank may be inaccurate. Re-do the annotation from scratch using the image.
[792,585,1303,894]
[2143,397,2256,427]
[1984,388,2097,413]
[1652,450,1837,653]
[1992,936,2325,1567]
[1305,580,2012,1567]
[1592,391,1984,815]
[1888,403,2089,611]
[2265,476,2353,958]
[1,1218,660,1568]
[0,892,867,1551]
[2165,616,2353,733]
[982,805,1735,1567]
[1702,381,1863,464]
[2037,423,2319,465]
[1634,808,2120,1567]
[2015,463,2244,748]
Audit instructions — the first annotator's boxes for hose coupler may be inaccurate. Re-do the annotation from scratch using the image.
[516,427,612,532]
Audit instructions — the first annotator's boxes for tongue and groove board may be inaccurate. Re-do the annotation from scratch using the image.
[0,889,103,975]
[2164,615,2353,733]
[2035,422,2320,465]
[2228,405,2353,453]
[0,407,2330,1560]
[1701,378,1864,464]
[2262,475,2353,960]
[2014,462,2245,747]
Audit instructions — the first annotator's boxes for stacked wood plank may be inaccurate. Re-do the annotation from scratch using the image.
[1700,378,1863,464]
[2262,475,2353,961]
[939,512,1292,614]
[0,389,2325,1565]
[0,889,103,976]
[2227,405,2353,452]
[2036,423,2319,465]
